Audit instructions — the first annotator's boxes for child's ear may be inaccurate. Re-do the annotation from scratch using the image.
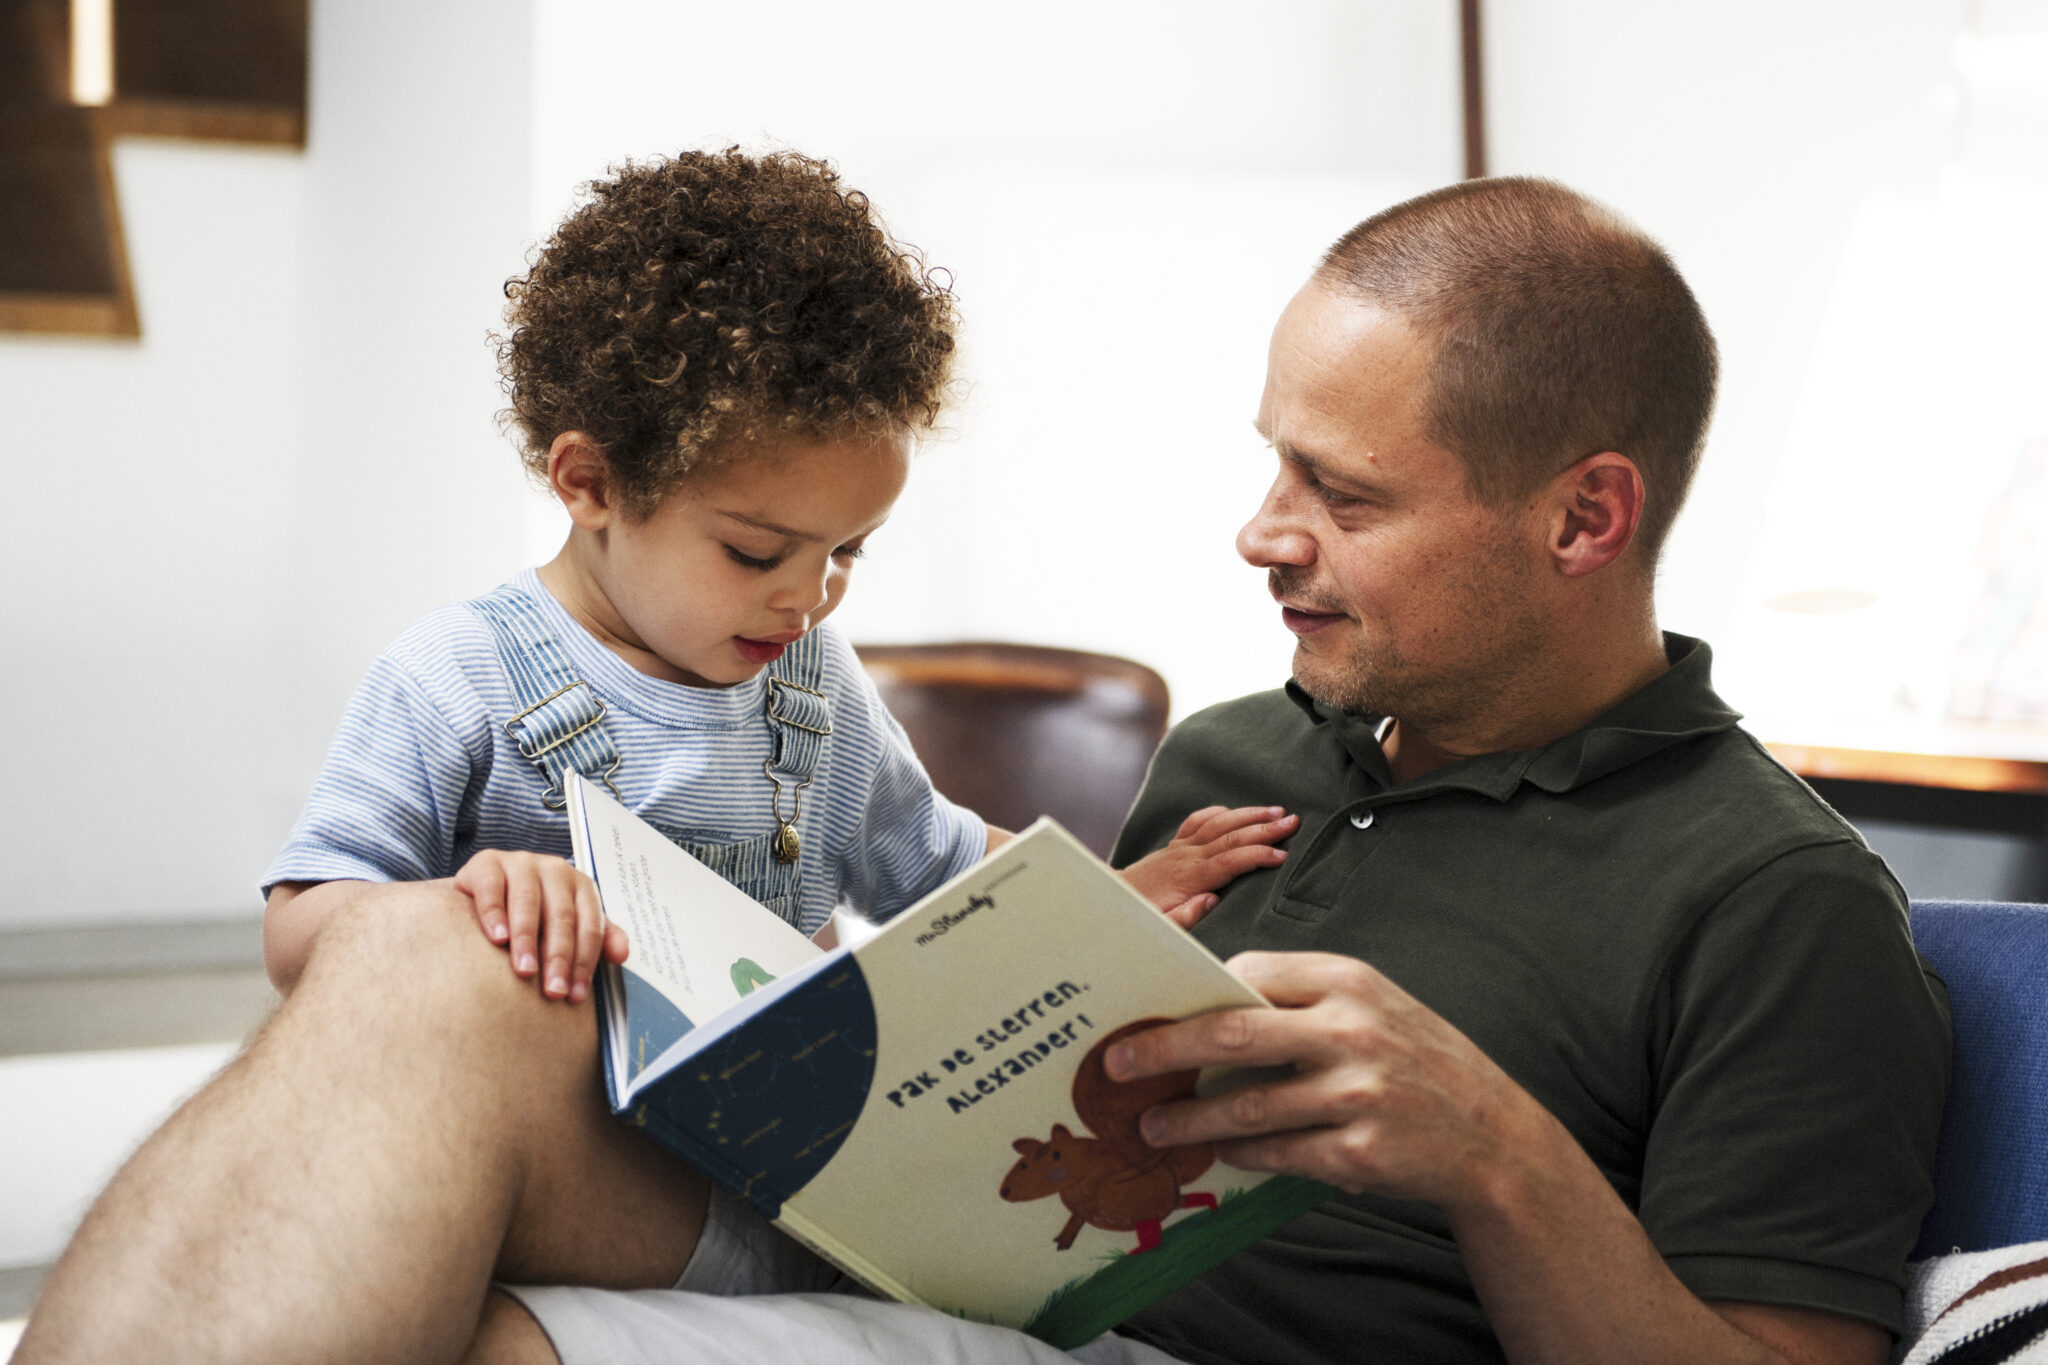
[547,432,614,528]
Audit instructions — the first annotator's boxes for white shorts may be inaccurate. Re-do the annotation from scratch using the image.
[502,1187,1194,1365]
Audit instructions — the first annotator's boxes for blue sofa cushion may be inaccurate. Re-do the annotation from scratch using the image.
[1909,901,2048,1259]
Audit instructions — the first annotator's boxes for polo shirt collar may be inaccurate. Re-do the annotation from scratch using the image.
[1284,634,1742,802]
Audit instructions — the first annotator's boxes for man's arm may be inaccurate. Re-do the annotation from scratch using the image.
[1105,952,1888,1365]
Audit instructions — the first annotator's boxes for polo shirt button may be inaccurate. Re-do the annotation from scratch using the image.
[1350,810,1375,830]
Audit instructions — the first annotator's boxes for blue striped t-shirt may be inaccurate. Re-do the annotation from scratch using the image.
[264,569,987,933]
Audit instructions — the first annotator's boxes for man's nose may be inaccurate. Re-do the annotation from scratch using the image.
[1236,478,1315,569]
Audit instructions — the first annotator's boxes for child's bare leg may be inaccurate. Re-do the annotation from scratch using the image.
[16,881,707,1365]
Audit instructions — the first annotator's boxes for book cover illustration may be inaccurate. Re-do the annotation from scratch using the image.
[1000,1019,1218,1255]
[567,776,1330,1347]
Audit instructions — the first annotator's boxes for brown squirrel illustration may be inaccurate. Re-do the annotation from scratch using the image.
[999,1019,1218,1254]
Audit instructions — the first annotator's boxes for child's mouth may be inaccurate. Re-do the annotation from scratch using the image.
[735,634,799,664]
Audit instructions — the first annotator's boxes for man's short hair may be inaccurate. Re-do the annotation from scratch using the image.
[498,148,957,516]
[1317,177,1718,564]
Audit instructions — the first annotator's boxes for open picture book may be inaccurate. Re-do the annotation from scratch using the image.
[565,774,1329,1348]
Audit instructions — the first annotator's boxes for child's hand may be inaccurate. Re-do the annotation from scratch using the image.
[1119,806,1299,930]
[452,849,629,1002]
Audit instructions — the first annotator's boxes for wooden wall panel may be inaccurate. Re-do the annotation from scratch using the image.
[0,0,308,337]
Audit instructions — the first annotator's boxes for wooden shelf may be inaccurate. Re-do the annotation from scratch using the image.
[1765,743,2048,796]
[0,0,306,337]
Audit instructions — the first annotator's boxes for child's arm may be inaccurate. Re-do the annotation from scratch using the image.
[263,879,365,992]
[1120,805,1298,929]
[452,850,629,1002]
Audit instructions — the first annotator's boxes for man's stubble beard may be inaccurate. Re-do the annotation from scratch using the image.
[1270,556,1551,732]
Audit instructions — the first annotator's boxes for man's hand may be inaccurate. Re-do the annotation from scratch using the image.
[1119,806,1299,928]
[1102,951,1888,1365]
[1102,950,1536,1198]
[452,849,628,1002]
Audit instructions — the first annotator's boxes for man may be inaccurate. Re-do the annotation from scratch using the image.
[1101,178,1949,1365]
[17,178,1948,1365]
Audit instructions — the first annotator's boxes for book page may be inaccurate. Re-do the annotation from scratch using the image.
[567,777,821,1086]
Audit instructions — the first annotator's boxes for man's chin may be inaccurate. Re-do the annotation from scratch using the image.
[1289,649,1380,715]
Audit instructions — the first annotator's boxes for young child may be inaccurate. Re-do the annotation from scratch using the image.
[261,149,1295,1001]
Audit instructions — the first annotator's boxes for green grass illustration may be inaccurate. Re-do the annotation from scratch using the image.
[1020,1176,1330,1349]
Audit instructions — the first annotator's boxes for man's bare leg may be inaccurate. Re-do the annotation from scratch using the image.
[16,882,707,1365]
[460,1292,562,1365]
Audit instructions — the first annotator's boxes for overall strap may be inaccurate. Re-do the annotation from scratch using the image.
[757,630,833,863]
[467,585,622,810]
[763,630,832,786]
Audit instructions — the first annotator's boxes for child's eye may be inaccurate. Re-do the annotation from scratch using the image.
[726,546,782,571]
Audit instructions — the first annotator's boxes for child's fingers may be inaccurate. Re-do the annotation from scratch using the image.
[504,864,543,979]
[1174,806,1233,839]
[538,860,583,1000]
[567,871,607,1004]
[1189,806,1292,844]
[455,855,513,947]
[1206,811,1299,852]
[1175,840,1289,895]
[1211,843,1289,878]
[1164,893,1219,930]
[604,920,630,966]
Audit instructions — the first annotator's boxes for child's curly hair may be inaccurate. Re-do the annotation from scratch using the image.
[498,149,958,516]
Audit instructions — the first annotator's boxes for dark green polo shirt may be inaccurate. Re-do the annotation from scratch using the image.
[1112,637,1951,1365]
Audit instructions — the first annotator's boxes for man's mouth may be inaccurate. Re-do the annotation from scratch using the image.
[1279,605,1347,636]
[1269,571,1348,636]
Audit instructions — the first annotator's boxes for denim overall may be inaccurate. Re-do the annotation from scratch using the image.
[466,586,832,930]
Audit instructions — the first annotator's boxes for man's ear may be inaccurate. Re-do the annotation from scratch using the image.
[547,432,614,529]
[1545,452,1645,579]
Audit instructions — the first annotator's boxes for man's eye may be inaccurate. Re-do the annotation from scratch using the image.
[726,547,782,570]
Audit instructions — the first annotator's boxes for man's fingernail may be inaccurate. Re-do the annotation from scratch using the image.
[548,975,567,995]
[517,953,536,972]
[1105,1044,1132,1078]
[489,924,508,942]
[1140,1111,1165,1145]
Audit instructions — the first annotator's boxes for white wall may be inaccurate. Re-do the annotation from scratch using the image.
[289,0,535,759]
[1483,0,1971,648]
[0,140,307,927]
[1479,0,2048,740]
[0,0,535,929]
[524,0,1464,717]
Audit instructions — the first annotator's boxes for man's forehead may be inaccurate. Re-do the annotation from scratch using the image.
[1256,288,1438,471]
[1273,283,1426,363]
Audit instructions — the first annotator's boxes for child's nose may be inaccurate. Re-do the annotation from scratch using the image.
[767,561,834,617]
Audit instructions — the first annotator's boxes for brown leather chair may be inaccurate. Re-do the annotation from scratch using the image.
[854,643,1171,860]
